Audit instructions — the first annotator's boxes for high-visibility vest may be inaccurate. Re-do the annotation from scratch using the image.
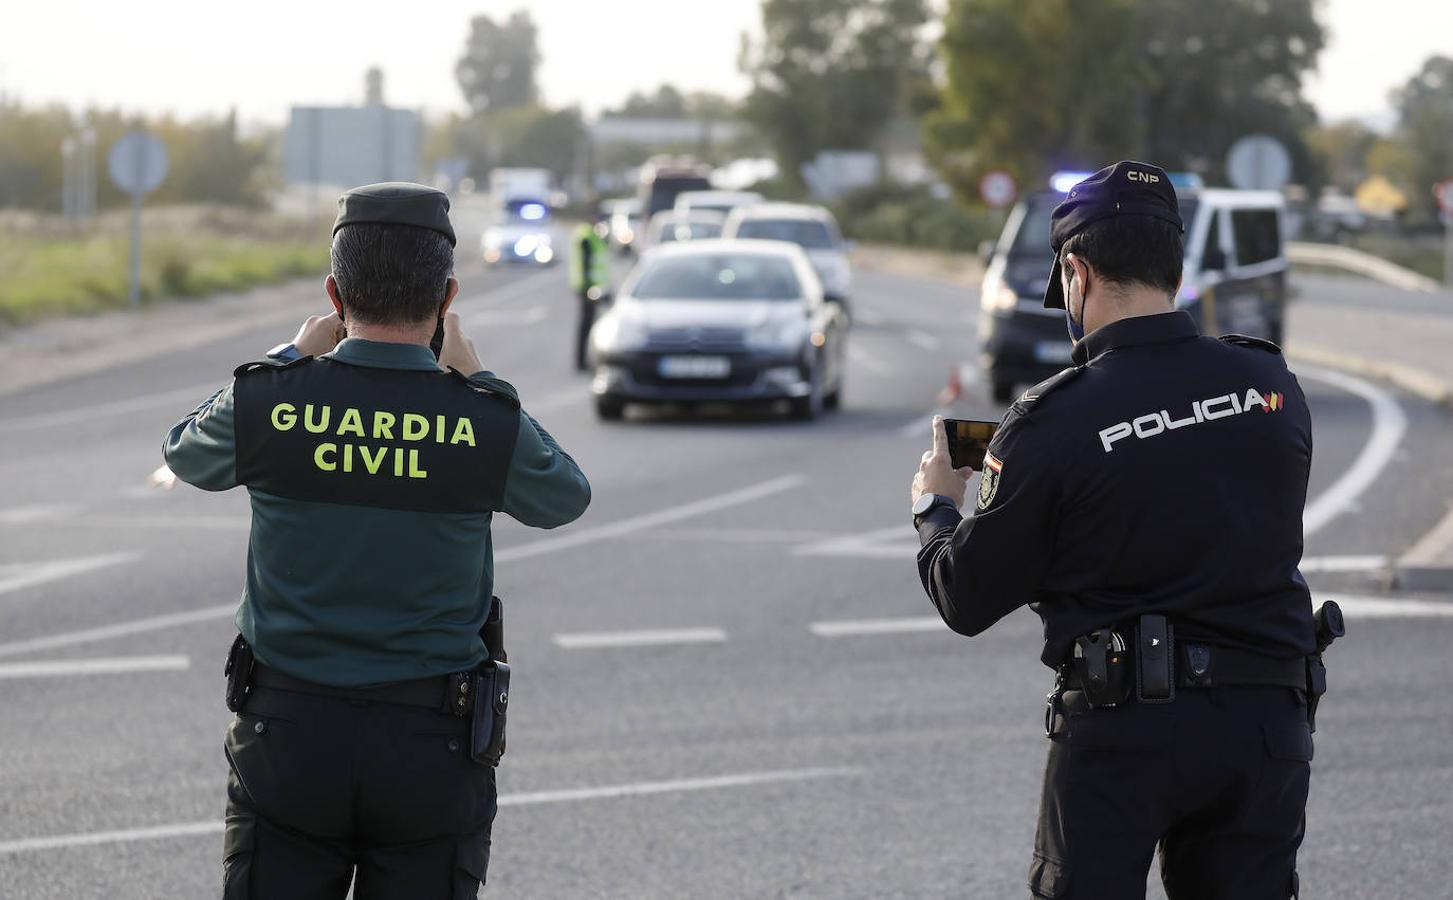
[570,224,610,291]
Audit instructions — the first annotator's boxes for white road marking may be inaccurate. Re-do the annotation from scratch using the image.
[905,330,942,351]
[897,407,952,439]
[0,552,141,599]
[1300,555,1388,573]
[1316,593,1453,619]
[0,767,857,855]
[457,268,558,309]
[794,524,921,559]
[494,474,805,564]
[0,603,235,659]
[1299,365,1408,537]
[466,305,549,328]
[552,627,727,649]
[0,655,189,680]
[0,383,218,433]
[810,617,947,637]
[0,504,81,524]
[847,345,893,374]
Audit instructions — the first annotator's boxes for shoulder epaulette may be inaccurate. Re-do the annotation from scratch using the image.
[232,356,313,378]
[448,368,522,410]
[1011,366,1082,414]
[1219,333,1282,354]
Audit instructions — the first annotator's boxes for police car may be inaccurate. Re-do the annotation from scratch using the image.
[978,172,1288,403]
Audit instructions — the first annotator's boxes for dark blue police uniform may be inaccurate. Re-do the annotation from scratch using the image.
[915,163,1326,899]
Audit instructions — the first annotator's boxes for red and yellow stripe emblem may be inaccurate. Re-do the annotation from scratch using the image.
[984,451,1003,473]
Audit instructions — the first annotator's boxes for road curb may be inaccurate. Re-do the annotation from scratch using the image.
[1286,343,1453,409]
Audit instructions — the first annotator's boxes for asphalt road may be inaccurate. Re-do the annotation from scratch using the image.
[1,230,1452,898]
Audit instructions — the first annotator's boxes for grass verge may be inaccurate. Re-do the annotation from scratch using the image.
[0,206,330,326]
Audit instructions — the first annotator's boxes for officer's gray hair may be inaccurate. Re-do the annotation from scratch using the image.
[331,224,454,325]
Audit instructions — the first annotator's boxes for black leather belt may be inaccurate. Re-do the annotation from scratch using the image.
[250,662,475,715]
[1060,641,1305,693]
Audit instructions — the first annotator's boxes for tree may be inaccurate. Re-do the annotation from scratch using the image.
[1390,55,1453,222]
[1307,121,1378,194]
[924,0,1325,201]
[740,0,931,188]
[455,11,540,114]
[610,85,689,119]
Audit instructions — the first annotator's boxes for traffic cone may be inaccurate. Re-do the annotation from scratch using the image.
[936,365,963,407]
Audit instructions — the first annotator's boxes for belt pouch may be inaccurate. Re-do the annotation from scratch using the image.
[470,661,510,767]
[1135,614,1174,703]
[224,635,255,713]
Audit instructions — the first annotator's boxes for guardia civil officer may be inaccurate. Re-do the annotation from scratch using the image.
[163,183,591,898]
[570,211,610,371]
[910,162,1337,899]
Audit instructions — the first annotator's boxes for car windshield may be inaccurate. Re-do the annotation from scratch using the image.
[1009,195,1058,257]
[658,221,723,243]
[632,254,802,301]
[1009,194,1201,258]
[733,219,835,250]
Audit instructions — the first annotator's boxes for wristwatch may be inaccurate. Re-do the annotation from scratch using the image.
[912,493,959,527]
[266,342,302,362]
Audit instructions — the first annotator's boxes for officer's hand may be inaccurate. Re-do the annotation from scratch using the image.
[439,312,484,375]
[291,312,345,357]
[911,416,973,508]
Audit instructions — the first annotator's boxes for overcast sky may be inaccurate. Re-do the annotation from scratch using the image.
[1,0,1448,130]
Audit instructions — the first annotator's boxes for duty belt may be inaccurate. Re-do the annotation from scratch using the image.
[249,661,477,717]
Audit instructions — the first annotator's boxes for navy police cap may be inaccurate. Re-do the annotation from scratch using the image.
[1042,161,1183,309]
[333,182,456,247]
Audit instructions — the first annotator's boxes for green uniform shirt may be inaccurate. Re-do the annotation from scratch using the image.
[163,338,591,687]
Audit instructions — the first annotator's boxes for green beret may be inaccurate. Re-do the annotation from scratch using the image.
[332,182,456,247]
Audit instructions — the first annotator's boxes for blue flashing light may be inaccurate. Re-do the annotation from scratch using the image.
[519,202,547,221]
[1050,171,1093,193]
[1167,172,1204,190]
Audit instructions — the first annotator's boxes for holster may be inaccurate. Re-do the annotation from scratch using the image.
[224,634,255,713]
[1070,629,1131,708]
[470,596,510,767]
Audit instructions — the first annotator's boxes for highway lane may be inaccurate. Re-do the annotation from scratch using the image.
[1,258,1452,897]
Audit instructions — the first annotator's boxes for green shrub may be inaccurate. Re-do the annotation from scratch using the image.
[832,184,1003,252]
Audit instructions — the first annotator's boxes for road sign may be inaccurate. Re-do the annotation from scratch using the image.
[1434,179,1453,215]
[107,131,168,195]
[979,170,1017,209]
[1226,135,1291,191]
[107,130,170,308]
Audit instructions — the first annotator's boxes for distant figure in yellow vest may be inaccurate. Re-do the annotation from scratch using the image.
[570,213,611,371]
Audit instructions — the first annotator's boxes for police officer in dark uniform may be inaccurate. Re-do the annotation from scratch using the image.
[163,182,592,898]
[910,162,1338,899]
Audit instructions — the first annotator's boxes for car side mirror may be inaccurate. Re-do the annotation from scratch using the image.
[978,240,996,264]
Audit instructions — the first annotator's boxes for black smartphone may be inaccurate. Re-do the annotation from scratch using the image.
[943,418,999,471]
[429,317,445,360]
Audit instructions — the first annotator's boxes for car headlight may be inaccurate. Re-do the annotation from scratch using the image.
[746,317,810,352]
[980,274,1019,312]
[592,314,649,353]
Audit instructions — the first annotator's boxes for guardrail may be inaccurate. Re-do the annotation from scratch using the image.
[1288,241,1443,294]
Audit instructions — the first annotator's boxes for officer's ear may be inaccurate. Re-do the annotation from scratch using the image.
[1063,254,1088,304]
[438,276,461,317]
[324,274,346,320]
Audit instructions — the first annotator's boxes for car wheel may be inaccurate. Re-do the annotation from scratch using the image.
[823,381,842,411]
[991,380,1016,404]
[595,397,625,421]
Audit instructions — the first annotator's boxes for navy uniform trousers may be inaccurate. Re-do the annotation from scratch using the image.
[1030,686,1312,900]
[223,687,496,899]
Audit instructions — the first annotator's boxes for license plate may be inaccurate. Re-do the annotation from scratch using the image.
[1033,341,1073,363]
[658,355,731,379]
